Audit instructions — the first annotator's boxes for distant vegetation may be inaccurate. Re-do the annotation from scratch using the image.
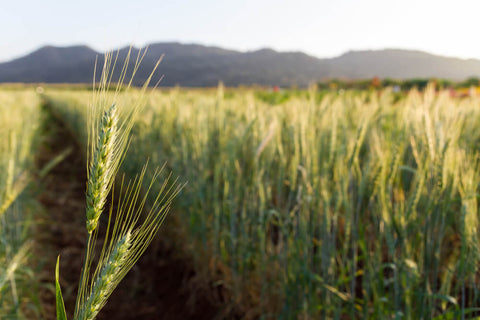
[318,76,480,91]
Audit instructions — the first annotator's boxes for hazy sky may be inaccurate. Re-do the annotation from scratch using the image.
[1,0,479,62]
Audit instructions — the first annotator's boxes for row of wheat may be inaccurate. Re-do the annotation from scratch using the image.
[15,74,480,318]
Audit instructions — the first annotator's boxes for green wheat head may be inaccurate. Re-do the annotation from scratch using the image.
[85,104,118,233]
[55,48,181,320]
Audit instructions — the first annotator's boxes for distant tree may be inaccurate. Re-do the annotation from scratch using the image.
[371,76,381,88]
[459,77,480,88]
[317,81,330,90]
[329,79,348,89]
[316,78,350,90]
[381,78,401,87]
[433,78,453,89]
[401,78,429,91]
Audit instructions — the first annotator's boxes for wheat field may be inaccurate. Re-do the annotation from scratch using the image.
[3,82,480,319]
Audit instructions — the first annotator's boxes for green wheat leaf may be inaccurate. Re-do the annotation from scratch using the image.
[56,256,68,320]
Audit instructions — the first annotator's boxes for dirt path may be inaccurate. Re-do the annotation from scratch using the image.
[35,105,238,319]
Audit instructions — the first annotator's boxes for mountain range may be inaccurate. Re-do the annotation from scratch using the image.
[1,42,480,87]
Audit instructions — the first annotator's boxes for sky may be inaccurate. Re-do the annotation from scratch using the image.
[1,0,480,62]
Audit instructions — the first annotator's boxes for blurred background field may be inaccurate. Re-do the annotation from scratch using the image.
[4,83,480,318]
[0,90,43,318]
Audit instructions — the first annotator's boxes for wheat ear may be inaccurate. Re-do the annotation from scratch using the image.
[85,104,118,233]
[77,232,131,320]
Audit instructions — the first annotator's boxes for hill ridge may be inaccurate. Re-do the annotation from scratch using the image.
[2,43,480,86]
